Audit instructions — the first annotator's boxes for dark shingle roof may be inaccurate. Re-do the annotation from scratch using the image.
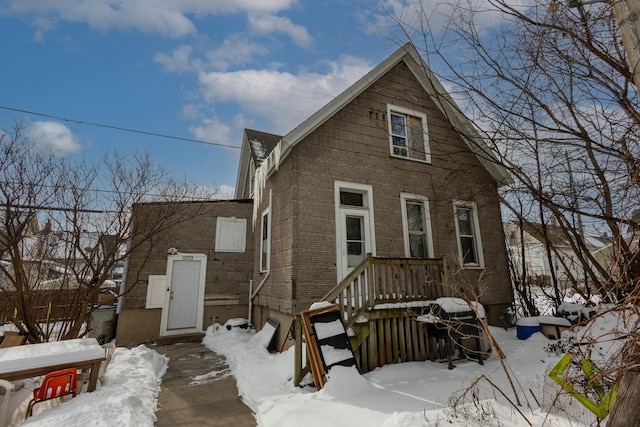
[245,129,282,166]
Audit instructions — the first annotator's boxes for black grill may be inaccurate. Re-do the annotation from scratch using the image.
[419,302,486,369]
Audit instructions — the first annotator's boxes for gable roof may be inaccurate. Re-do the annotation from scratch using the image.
[234,129,283,198]
[235,42,512,197]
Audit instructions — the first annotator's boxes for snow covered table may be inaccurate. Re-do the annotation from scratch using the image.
[0,338,105,392]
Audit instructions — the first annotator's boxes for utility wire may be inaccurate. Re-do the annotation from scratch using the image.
[0,105,241,150]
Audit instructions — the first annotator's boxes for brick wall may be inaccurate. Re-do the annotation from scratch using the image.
[253,61,512,321]
[123,200,254,310]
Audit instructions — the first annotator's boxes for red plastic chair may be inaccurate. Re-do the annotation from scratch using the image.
[26,368,78,419]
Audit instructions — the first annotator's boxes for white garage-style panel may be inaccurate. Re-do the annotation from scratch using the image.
[146,275,166,309]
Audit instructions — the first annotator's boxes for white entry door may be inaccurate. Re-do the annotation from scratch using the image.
[161,254,206,335]
[337,209,372,280]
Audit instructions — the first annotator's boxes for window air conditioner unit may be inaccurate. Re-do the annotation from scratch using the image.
[393,146,408,157]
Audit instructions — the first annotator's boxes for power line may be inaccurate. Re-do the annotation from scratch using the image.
[0,105,241,150]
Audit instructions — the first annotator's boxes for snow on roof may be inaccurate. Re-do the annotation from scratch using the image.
[245,129,281,166]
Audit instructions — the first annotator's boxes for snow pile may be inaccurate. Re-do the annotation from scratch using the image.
[4,307,633,426]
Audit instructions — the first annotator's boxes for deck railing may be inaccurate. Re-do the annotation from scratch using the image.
[322,254,449,329]
[295,255,451,383]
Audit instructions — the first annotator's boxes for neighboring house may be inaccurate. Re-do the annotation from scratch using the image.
[504,220,605,290]
[117,43,514,372]
[592,212,639,296]
[0,216,120,327]
[0,217,73,293]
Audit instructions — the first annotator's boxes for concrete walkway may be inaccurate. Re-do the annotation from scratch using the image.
[152,342,256,427]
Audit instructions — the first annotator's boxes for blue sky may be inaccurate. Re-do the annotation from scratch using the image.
[0,1,425,197]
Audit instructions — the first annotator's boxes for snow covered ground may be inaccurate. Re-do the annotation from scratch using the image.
[2,307,632,426]
[204,323,585,427]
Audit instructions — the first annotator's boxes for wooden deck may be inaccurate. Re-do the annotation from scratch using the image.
[294,255,454,385]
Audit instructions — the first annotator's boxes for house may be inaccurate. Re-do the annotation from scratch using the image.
[504,220,605,290]
[116,43,514,372]
[592,211,640,297]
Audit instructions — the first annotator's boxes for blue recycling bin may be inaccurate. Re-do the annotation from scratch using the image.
[516,317,540,340]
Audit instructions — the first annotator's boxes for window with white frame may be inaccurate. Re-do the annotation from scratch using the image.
[400,194,433,258]
[215,217,247,253]
[453,201,484,268]
[387,104,430,163]
[260,208,270,272]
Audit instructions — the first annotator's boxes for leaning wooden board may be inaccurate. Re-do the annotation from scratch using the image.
[300,304,358,389]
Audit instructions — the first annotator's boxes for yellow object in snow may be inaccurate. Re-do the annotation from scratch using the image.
[547,352,617,419]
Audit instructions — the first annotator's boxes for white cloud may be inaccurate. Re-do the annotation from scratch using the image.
[31,16,56,42]
[214,184,236,199]
[155,36,271,74]
[204,36,269,71]
[154,45,201,72]
[26,121,82,155]
[5,0,298,38]
[196,55,373,134]
[363,0,517,37]
[248,13,312,47]
[189,115,235,148]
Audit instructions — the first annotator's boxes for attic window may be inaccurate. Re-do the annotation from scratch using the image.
[387,104,430,163]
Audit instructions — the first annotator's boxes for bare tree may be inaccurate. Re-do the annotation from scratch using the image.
[385,0,640,418]
[0,121,216,342]
[387,0,639,306]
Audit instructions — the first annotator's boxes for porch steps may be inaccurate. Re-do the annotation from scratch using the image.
[154,333,205,346]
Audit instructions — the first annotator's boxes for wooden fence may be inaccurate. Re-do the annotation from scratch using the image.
[0,286,117,325]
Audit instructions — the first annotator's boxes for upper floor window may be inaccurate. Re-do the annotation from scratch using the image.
[453,201,484,268]
[387,104,430,163]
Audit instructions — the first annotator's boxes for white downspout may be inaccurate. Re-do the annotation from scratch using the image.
[248,279,253,326]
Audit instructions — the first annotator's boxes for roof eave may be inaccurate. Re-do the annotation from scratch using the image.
[234,135,251,199]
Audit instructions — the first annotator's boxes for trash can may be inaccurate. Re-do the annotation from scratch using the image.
[89,307,117,344]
